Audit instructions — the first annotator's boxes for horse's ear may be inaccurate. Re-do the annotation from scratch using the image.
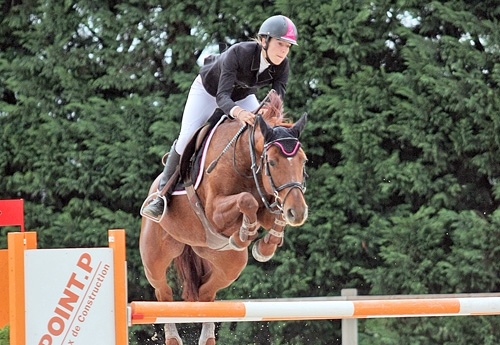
[257,114,272,141]
[290,113,308,138]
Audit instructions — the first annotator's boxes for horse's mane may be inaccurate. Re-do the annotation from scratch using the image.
[260,91,293,128]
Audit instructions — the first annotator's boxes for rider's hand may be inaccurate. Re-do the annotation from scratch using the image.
[235,108,255,126]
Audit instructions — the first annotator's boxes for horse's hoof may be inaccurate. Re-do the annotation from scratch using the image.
[252,240,274,262]
[201,338,216,345]
[165,323,183,345]
[166,337,183,345]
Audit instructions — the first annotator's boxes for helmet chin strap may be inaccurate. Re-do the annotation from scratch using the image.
[262,36,275,66]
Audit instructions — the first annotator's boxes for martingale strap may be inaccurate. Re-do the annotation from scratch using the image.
[184,183,234,251]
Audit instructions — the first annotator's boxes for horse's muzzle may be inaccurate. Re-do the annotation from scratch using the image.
[284,205,308,226]
[282,188,308,226]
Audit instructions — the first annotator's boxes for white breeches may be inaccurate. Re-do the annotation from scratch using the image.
[175,75,260,155]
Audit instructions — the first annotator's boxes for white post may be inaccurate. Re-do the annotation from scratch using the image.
[341,289,358,345]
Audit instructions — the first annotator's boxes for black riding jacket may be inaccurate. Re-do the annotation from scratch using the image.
[199,41,289,115]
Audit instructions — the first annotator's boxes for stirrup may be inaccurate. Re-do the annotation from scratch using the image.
[140,192,167,223]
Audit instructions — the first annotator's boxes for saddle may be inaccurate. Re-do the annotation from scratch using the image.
[172,108,226,192]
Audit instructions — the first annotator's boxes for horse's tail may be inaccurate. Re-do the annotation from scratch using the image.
[174,246,210,301]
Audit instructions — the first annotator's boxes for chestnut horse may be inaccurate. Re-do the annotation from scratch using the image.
[139,92,308,345]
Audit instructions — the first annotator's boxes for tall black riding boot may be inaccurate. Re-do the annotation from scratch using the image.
[143,143,181,218]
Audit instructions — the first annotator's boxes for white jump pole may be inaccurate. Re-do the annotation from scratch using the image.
[130,297,500,325]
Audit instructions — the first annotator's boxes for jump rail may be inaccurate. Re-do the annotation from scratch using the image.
[130,297,500,325]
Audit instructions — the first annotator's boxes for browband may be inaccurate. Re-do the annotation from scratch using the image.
[266,138,301,157]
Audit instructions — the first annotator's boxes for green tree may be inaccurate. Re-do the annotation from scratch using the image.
[0,326,8,345]
[2,0,500,344]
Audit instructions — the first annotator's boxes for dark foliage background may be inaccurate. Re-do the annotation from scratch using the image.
[1,0,500,343]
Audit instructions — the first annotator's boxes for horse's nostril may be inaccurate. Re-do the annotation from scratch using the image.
[287,208,296,221]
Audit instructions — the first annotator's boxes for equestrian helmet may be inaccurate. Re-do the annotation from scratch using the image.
[258,15,298,45]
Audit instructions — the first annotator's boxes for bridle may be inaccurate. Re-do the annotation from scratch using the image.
[249,119,307,214]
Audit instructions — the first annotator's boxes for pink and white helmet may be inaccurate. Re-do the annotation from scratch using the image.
[258,15,298,46]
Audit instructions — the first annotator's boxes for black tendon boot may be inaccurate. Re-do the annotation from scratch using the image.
[143,144,181,218]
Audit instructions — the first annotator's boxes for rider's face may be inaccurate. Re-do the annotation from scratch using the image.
[263,38,291,65]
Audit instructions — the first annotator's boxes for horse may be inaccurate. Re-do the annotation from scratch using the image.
[139,91,308,345]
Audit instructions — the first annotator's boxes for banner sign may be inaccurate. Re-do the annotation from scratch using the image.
[24,248,116,345]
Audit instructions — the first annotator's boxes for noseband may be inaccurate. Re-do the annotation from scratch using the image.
[249,124,307,214]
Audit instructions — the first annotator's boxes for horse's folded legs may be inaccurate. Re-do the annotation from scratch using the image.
[252,231,283,262]
[252,238,275,262]
[239,214,259,242]
[252,216,285,262]
[143,143,181,218]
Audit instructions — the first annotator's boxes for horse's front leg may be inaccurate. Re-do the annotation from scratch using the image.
[209,192,260,249]
[252,213,286,262]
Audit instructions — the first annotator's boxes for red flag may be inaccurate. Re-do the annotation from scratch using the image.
[0,199,25,232]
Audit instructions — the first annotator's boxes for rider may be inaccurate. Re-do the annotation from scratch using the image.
[143,15,298,219]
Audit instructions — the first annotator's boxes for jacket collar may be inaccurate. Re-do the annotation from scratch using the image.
[250,43,275,74]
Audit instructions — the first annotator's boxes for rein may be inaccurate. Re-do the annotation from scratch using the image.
[206,122,247,174]
[206,91,273,174]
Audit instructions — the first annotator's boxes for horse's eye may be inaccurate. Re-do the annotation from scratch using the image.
[269,160,277,167]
